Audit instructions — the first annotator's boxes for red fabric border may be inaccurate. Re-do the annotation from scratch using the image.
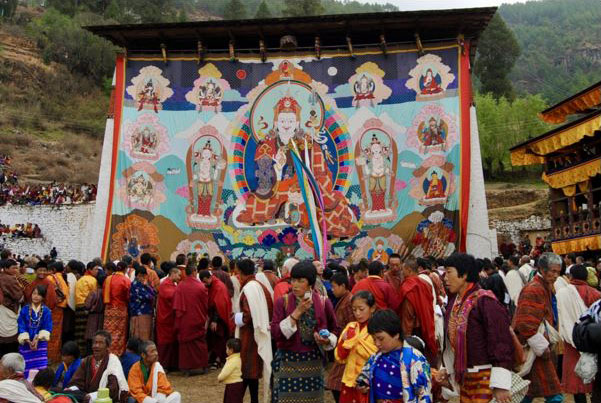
[101,54,125,260]
[459,42,472,252]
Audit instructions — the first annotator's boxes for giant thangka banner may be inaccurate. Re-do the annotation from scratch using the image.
[102,42,472,263]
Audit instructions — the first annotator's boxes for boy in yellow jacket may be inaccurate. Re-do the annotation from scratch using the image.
[218,338,244,403]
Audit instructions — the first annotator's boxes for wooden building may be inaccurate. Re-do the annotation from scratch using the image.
[510,81,601,256]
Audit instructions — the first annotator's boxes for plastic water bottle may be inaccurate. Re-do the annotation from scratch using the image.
[93,388,112,403]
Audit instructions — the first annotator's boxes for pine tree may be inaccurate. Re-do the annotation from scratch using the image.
[104,0,121,21]
[283,0,323,17]
[223,0,247,20]
[254,0,271,18]
[474,13,521,100]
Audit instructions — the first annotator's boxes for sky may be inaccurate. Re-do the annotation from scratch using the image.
[366,0,535,10]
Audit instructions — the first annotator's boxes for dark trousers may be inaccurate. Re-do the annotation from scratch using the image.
[0,341,18,357]
[242,378,259,403]
[224,381,245,403]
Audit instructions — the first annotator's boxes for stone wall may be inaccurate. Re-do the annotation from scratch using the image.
[491,215,552,245]
[0,203,98,261]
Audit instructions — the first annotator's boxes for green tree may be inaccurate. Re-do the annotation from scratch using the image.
[28,8,116,81]
[46,0,78,16]
[476,92,549,178]
[254,0,271,18]
[223,0,246,19]
[283,0,323,17]
[104,0,121,21]
[0,0,18,19]
[474,13,521,100]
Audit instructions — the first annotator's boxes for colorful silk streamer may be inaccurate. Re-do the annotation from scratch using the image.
[289,141,328,263]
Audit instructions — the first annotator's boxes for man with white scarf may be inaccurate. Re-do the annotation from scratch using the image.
[234,259,273,403]
[66,330,129,403]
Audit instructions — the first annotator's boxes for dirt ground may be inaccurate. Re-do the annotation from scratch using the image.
[168,367,577,403]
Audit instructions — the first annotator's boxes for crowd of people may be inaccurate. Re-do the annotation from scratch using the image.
[0,247,600,403]
[0,154,97,206]
[0,222,43,239]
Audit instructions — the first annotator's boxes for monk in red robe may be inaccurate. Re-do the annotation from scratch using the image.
[399,256,437,364]
[24,262,57,310]
[199,270,234,368]
[173,265,208,375]
[103,261,131,356]
[383,253,403,294]
[351,261,399,312]
[156,266,181,372]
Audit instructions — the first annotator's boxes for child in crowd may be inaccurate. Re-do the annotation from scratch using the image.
[335,290,378,403]
[18,284,53,378]
[52,341,81,388]
[217,338,243,403]
[120,338,141,378]
[33,368,55,401]
[355,309,432,403]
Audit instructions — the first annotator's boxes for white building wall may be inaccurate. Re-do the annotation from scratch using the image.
[466,106,497,259]
[0,204,96,261]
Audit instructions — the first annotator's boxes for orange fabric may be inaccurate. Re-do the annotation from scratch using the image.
[127,361,174,403]
[103,272,131,306]
[143,265,161,291]
[48,274,69,309]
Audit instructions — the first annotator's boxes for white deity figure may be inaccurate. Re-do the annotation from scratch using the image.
[193,141,226,217]
[356,134,391,213]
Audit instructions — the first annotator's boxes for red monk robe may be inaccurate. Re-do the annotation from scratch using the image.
[157,277,179,371]
[173,276,208,372]
[207,277,234,365]
[399,276,437,363]
[103,272,131,356]
[351,275,399,312]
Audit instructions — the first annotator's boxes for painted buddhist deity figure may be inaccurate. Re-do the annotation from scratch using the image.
[425,171,446,200]
[198,79,223,112]
[353,74,376,107]
[237,94,359,238]
[371,239,389,264]
[421,117,446,147]
[357,134,390,211]
[193,141,226,217]
[419,69,443,95]
[128,174,153,205]
[137,79,159,112]
[354,122,398,224]
[132,127,158,155]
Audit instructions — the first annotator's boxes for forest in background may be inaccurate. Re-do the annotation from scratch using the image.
[0,0,599,181]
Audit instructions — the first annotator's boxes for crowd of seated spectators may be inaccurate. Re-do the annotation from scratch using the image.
[0,155,96,206]
[0,221,43,239]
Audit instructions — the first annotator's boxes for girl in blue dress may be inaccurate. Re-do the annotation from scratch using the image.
[17,284,53,378]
